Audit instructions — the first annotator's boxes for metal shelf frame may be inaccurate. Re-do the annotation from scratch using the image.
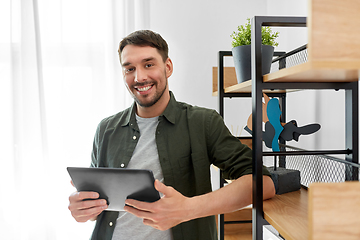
[216,16,359,240]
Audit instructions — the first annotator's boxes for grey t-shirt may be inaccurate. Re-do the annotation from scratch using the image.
[111,115,173,240]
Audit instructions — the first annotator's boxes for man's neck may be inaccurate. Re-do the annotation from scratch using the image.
[136,91,171,118]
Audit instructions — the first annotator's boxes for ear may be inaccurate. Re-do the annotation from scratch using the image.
[119,57,126,77]
[165,58,173,78]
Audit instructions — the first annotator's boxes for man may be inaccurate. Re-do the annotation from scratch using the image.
[68,30,275,240]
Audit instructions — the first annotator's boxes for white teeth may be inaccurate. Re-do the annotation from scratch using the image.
[137,86,151,92]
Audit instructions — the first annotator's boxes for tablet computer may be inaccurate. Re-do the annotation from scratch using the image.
[67,167,160,211]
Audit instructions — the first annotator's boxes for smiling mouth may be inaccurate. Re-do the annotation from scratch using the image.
[135,84,154,92]
[137,86,151,92]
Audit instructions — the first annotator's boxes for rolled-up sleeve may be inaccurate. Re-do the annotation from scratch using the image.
[206,110,271,180]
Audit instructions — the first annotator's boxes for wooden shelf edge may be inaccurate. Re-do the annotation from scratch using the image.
[264,62,360,82]
[212,85,289,95]
[263,187,308,240]
[212,62,360,96]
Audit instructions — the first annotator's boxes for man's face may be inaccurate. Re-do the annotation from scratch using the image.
[120,45,173,108]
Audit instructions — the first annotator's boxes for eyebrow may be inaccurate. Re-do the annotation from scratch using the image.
[122,57,156,68]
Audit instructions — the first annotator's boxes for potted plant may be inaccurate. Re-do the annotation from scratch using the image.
[230,18,279,83]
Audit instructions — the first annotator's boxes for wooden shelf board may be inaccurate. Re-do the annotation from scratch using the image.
[212,62,360,96]
[216,207,252,239]
[212,67,288,95]
[263,187,308,240]
[226,81,291,93]
[309,182,360,240]
[264,62,360,83]
[224,233,252,240]
[212,80,289,96]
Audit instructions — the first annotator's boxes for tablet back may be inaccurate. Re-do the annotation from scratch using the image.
[67,167,160,211]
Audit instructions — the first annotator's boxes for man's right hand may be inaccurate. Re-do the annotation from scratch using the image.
[68,190,108,222]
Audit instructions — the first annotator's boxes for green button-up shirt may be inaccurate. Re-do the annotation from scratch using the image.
[90,92,271,240]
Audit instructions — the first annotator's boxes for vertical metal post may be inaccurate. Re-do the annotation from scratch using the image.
[273,51,286,70]
[218,178,225,240]
[279,57,286,70]
[279,93,286,168]
[218,51,225,117]
[217,51,225,240]
[251,16,264,240]
[345,81,359,180]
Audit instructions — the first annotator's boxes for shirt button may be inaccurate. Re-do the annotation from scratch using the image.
[120,163,125,168]
[133,136,137,140]
[109,222,113,227]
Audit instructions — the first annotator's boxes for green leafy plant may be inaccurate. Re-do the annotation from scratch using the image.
[230,18,279,48]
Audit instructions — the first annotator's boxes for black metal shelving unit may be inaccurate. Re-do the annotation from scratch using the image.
[217,16,359,240]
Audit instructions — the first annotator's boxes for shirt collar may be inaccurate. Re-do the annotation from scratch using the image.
[121,102,137,127]
[121,91,177,127]
[160,91,176,125]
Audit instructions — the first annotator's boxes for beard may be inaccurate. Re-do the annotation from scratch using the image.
[132,78,168,108]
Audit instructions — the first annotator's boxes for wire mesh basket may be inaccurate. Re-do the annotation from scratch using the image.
[282,145,360,188]
[270,44,308,73]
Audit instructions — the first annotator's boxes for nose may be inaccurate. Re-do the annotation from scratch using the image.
[135,68,147,83]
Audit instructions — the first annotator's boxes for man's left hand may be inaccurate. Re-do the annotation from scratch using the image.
[124,180,192,230]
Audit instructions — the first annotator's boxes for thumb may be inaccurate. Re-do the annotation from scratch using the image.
[154,179,172,197]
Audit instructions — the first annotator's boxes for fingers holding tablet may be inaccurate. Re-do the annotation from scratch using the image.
[68,190,108,222]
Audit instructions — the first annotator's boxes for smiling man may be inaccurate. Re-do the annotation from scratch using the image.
[68,30,275,240]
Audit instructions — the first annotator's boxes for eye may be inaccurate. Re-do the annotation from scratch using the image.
[145,63,153,68]
[125,67,135,73]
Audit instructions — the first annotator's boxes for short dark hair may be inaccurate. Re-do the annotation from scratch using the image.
[118,30,169,62]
